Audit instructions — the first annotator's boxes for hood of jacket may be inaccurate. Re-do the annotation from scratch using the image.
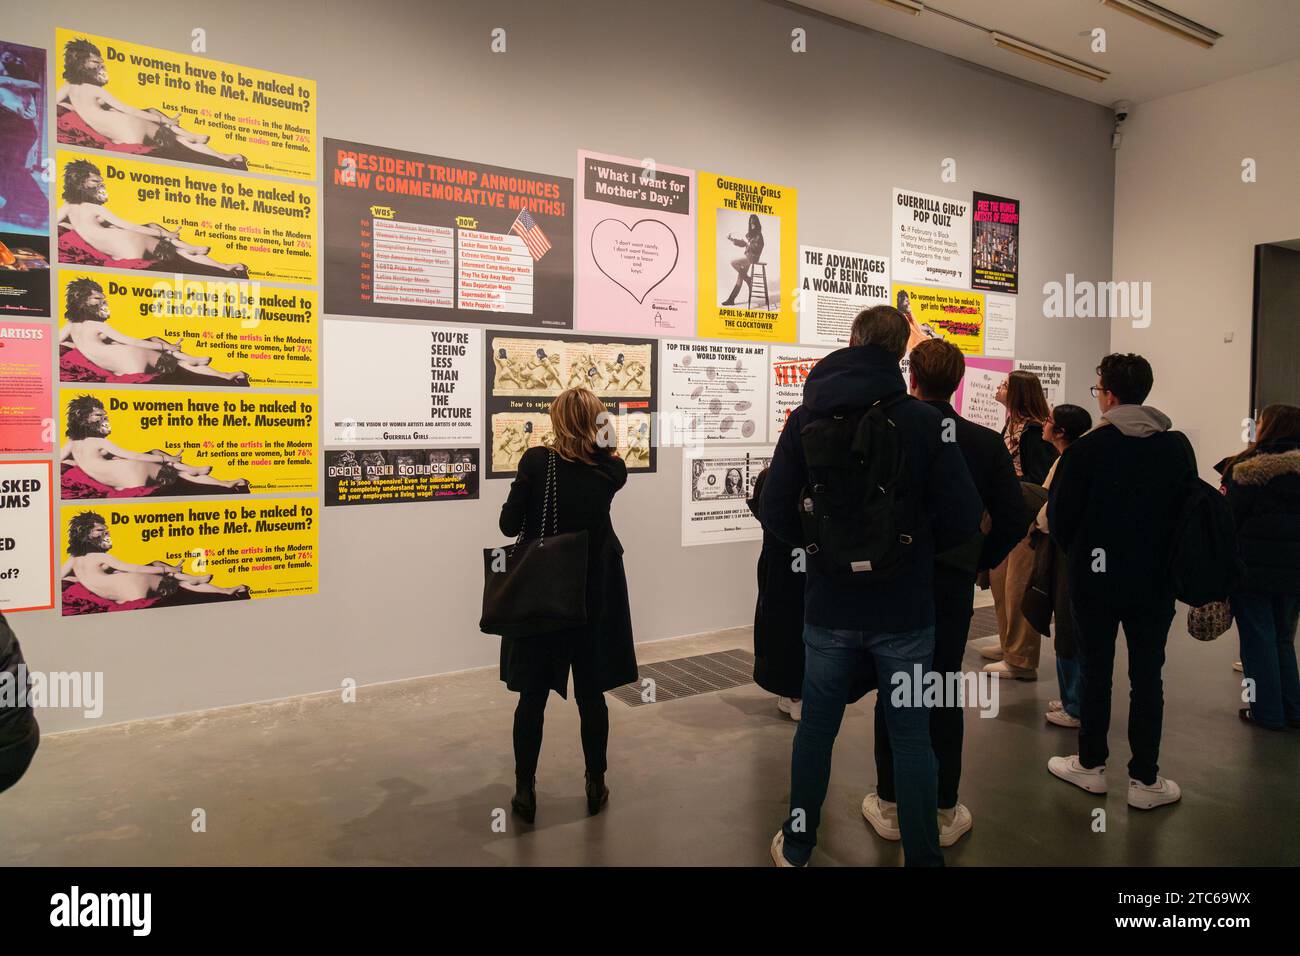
[1232,446,1300,487]
[1102,403,1172,438]
[802,344,906,415]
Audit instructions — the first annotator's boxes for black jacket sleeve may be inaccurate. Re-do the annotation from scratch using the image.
[928,431,983,555]
[979,441,1028,571]
[1018,424,1058,486]
[760,410,807,547]
[1048,441,1088,553]
[499,448,538,537]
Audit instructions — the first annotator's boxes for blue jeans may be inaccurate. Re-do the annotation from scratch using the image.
[1056,653,1082,718]
[782,623,941,867]
[1231,591,1300,729]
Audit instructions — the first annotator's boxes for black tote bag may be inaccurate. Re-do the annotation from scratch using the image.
[480,450,589,638]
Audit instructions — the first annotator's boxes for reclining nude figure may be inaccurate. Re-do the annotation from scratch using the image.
[61,395,251,493]
[57,159,249,277]
[60,277,250,384]
[61,512,249,605]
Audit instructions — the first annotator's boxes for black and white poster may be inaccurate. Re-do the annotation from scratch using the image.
[681,445,772,546]
[324,448,479,507]
[891,187,971,290]
[658,339,767,444]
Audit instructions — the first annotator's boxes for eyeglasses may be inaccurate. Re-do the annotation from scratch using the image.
[1089,386,1107,397]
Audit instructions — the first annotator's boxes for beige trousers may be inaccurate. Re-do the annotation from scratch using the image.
[989,535,1041,670]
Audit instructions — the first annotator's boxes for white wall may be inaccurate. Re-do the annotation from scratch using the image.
[1112,57,1300,478]
[5,0,1115,731]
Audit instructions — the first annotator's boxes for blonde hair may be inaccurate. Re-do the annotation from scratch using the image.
[548,387,608,464]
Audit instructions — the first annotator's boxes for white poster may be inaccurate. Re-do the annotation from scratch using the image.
[769,345,831,439]
[1014,359,1067,408]
[956,358,1013,432]
[984,294,1017,358]
[891,188,972,289]
[659,340,768,444]
[798,245,890,347]
[681,445,773,547]
[325,320,482,444]
[0,461,54,613]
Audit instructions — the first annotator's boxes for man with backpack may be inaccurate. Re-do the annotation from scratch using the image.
[1047,353,1199,810]
[761,306,982,867]
[0,612,40,795]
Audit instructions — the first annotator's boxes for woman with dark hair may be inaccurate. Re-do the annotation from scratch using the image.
[721,214,764,306]
[498,387,638,821]
[995,370,1056,485]
[1030,403,1094,727]
[1220,403,1300,730]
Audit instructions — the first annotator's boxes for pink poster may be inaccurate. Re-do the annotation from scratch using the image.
[574,150,695,336]
[0,321,52,453]
[954,357,1012,433]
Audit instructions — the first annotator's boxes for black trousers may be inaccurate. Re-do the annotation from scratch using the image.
[513,689,609,780]
[875,566,976,809]
[1069,594,1175,785]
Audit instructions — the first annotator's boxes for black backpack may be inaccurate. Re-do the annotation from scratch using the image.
[797,392,921,577]
[1167,471,1245,606]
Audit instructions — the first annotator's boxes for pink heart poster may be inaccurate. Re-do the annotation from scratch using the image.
[574,150,695,336]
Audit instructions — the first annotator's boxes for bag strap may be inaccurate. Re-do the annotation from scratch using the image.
[513,449,560,548]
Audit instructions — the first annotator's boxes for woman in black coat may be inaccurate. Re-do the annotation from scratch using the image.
[0,612,39,794]
[746,468,805,716]
[498,387,637,821]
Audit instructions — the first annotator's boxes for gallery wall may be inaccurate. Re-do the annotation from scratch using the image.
[1111,57,1300,480]
[3,0,1116,731]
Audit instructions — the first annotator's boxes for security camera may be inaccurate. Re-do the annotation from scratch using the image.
[1113,100,1133,123]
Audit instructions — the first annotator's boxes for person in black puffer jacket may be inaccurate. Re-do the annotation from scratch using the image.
[1220,403,1300,731]
[0,612,40,793]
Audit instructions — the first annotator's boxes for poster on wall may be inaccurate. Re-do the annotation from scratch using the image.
[0,40,51,316]
[575,150,694,336]
[984,294,1016,358]
[0,460,54,613]
[324,448,479,507]
[659,339,767,444]
[54,29,317,180]
[769,344,830,439]
[953,357,1012,432]
[324,138,573,328]
[484,329,655,478]
[0,322,52,453]
[697,172,797,342]
[893,282,985,355]
[58,388,317,499]
[891,188,971,289]
[59,497,317,616]
[1014,358,1066,407]
[681,445,772,547]
[57,270,317,388]
[798,245,889,347]
[324,320,481,445]
[55,150,318,285]
[971,192,1019,294]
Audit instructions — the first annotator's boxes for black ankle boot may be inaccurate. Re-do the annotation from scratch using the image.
[585,772,609,816]
[511,776,536,823]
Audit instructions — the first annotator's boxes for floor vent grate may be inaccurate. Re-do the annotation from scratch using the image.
[968,605,1000,642]
[610,649,755,706]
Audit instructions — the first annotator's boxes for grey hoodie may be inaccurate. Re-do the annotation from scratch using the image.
[1102,404,1172,438]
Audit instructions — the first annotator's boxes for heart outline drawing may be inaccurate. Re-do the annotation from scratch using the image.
[590,218,680,304]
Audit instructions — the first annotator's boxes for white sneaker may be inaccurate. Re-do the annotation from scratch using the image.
[938,803,972,847]
[1047,699,1063,712]
[770,829,805,867]
[1128,776,1181,810]
[1045,709,1081,728]
[777,697,802,722]
[983,660,1037,681]
[861,793,902,841]
[978,643,1005,661]
[1047,754,1107,793]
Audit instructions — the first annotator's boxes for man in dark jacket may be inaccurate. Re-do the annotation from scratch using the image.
[762,306,982,867]
[869,338,1025,848]
[1047,353,1196,810]
[0,612,40,794]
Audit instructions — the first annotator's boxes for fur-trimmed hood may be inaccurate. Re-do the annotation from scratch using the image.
[1233,448,1300,486]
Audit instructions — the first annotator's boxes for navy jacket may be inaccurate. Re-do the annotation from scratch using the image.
[760,345,982,632]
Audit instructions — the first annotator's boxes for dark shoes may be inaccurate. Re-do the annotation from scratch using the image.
[511,776,536,824]
[1239,708,1289,731]
[585,772,609,816]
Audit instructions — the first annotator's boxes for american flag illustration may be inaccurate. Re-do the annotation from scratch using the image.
[510,208,552,261]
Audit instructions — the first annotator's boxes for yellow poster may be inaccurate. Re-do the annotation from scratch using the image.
[55,29,316,180]
[59,497,317,616]
[58,388,317,500]
[892,282,985,355]
[697,172,797,342]
[57,269,317,388]
[55,149,317,284]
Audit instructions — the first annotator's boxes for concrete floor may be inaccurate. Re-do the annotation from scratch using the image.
[1,613,1297,866]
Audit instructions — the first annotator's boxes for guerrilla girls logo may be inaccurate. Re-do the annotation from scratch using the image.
[50,886,151,936]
